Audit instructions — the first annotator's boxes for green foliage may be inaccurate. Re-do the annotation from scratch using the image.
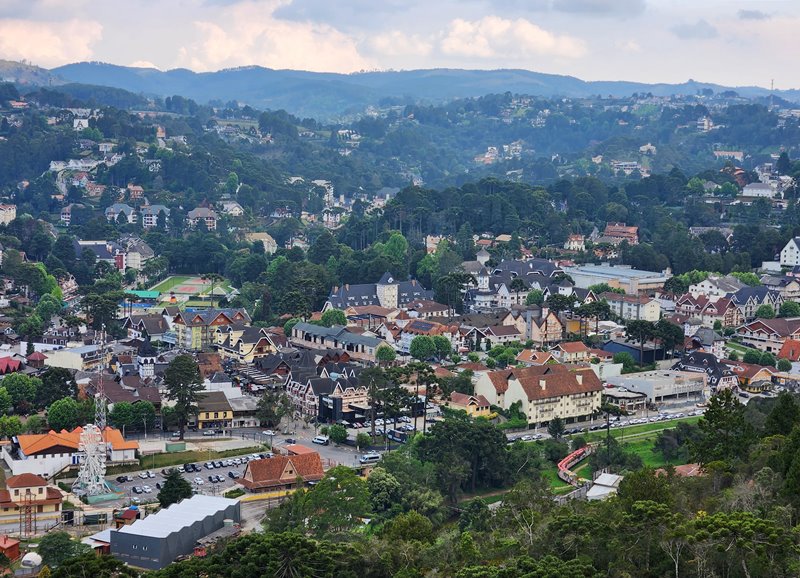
[37,532,91,569]
[743,350,761,364]
[256,390,291,429]
[587,283,624,295]
[755,304,776,319]
[409,335,436,361]
[777,357,793,372]
[158,470,193,508]
[759,351,776,367]
[525,289,544,306]
[320,308,347,327]
[691,389,755,465]
[376,344,397,364]
[779,300,800,318]
[547,416,565,439]
[46,397,80,431]
[328,424,348,444]
[356,432,372,449]
[612,352,636,371]
[164,355,204,439]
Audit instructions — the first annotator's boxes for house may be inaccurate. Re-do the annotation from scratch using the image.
[446,393,491,417]
[73,240,127,270]
[761,275,800,301]
[721,360,775,393]
[688,276,745,300]
[193,391,233,431]
[104,203,136,224]
[778,339,800,362]
[173,309,251,351]
[515,349,556,365]
[214,325,277,363]
[0,535,20,562]
[219,200,244,216]
[139,204,170,229]
[245,232,278,254]
[601,292,661,322]
[563,234,585,252]
[741,182,774,198]
[120,236,154,270]
[239,453,324,493]
[126,184,144,200]
[0,204,16,226]
[43,343,108,371]
[735,317,800,353]
[730,286,782,321]
[603,222,638,245]
[186,207,218,230]
[551,341,591,363]
[503,365,602,426]
[326,273,433,310]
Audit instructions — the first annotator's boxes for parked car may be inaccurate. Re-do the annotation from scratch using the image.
[285,438,297,445]
[193,477,204,485]
[205,462,215,470]
[155,482,162,490]
[147,471,155,478]
[262,430,275,436]
[202,430,216,437]
[142,485,152,493]
[116,476,129,483]
[208,475,215,482]
[138,472,149,479]
[132,486,142,494]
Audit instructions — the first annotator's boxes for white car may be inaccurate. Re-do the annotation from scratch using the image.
[138,472,149,479]
[262,430,276,436]
[193,477,204,485]
[147,471,155,478]
[142,485,152,493]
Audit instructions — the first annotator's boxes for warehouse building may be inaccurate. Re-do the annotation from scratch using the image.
[110,494,240,570]
[604,370,707,403]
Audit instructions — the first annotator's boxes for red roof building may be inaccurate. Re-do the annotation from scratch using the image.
[239,453,324,493]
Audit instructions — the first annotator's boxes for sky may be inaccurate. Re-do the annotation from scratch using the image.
[0,0,797,89]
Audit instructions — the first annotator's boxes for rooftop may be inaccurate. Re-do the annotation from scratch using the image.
[116,495,237,538]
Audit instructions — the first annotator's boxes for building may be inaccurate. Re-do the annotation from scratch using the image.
[290,323,390,363]
[42,343,108,371]
[214,326,277,363]
[564,264,671,294]
[245,232,278,254]
[326,273,433,310]
[2,427,138,478]
[139,204,169,229]
[602,387,648,413]
[603,222,638,245]
[688,276,745,300]
[736,317,800,353]
[0,204,16,225]
[671,351,738,390]
[601,292,661,321]
[781,237,800,267]
[239,453,324,493]
[551,341,592,363]
[0,474,63,527]
[172,309,251,351]
[605,371,706,403]
[741,182,775,198]
[186,207,218,230]
[563,234,585,252]
[445,393,491,417]
[193,391,233,431]
[477,365,602,426]
[74,240,127,270]
[110,495,240,571]
[105,203,137,224]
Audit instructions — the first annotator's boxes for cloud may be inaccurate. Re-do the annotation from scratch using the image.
[369,31,432,57]
[129,60,160,69]
[175,0,372,72]
[553,0,646,17]
[672,19,718,40]
[614,39,641,53]
[738,9,770,21]
[0,18,102,66]
[441,16,585,60]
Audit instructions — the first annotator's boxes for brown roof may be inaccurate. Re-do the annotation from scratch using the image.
[779,339,800,362]
[239,453,324,490]
[516,350,555,365]
[449,392,490,408]
[486,325,522,336]
[601,292,654,305]
[457,362,489,371]
[557,341,590,354]
[285,444,316,455]
[6,473,47,488]
[515,366,602,401]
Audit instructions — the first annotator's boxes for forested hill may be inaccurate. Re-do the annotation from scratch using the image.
[50,62,800,120]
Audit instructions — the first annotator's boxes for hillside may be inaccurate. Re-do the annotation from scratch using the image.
[50,62,800,119]
[0,59,63,87]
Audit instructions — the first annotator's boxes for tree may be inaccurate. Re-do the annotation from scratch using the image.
[356,432,371,450]
[777,357,793,372]
[36,367,77,409]
[283,317,301,336]
[691,388,755,465]
[588,283,624,295]
[743,350,761,364]
[3,373,39,412]
[547,416,565,439]
[37,531,91,568]
[432,335,452,361]
[759,351,776,367]
[303,466,370,536]
[51,554,138,578]
[779,301,800,318]
[109,401,135,431]
[46,397,80,431]
[133,400,156,432]
[375,345,396,366]
[164,355,204,440]
[525,289,544,306]
[255,390,292,430]
[545,293,574,315]
[359,366,388,440]
[0,387,11,415]
[613,351,636,371]
[328,424,347,444]
[24,414,45,433]
[755,304,776,319]
[320,308,347,328]
[764,391,800,436]
[158,470,193,508]
[409,335,436,361]
[625,320,656,363]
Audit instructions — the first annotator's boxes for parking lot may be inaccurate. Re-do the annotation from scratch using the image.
[108,452,270,506]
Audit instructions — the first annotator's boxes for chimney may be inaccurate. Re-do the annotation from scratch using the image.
[539,379,546,389]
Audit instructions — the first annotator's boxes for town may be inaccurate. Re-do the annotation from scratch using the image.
[0,57,798,576]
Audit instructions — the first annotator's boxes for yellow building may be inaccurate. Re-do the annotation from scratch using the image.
[194,391,233,431]
[0,473,63,526]
[214,326,277,363]
[173,309,251,351]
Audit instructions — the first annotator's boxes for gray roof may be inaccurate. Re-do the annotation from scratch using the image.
[293,322,385,348]
[115,495,237,538]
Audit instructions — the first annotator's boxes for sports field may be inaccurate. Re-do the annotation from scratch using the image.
[149,275,233,299]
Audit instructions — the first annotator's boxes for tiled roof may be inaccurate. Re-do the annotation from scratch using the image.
[6,473,47,488]
[556,341,591,354]
[449,392,490,407]
[779,339,800,362]
[517,367,602,401]
[16,426,138,455]
[239,453,324,490]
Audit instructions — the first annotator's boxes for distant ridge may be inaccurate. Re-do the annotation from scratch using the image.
[0,61,789,119]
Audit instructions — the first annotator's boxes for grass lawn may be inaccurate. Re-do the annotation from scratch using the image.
[725,341,760,357]
[541,466,573,491]
[617,437,686,469]
[105,445,264,474]
[581,416,701,443]
[149,275,191,292]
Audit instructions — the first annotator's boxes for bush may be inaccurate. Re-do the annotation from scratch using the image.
[224,488,245,499]
[777,358,792,372]
[328,424,348,444]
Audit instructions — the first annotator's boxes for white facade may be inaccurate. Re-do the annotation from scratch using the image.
[781,238,800,267]
[1,445,76,478]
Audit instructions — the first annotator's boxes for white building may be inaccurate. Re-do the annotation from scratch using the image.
[601,292,661,322]
[0,204,16,225]
[780,237,800,267]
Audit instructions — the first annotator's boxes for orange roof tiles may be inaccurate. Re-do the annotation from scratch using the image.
[6,473,47,488]
[17,426,138,456]
[239,453,324,490]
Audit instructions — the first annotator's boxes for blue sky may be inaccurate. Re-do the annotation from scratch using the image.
[0,0,796,88]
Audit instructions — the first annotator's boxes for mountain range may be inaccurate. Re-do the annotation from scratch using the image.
[2,59,799,120]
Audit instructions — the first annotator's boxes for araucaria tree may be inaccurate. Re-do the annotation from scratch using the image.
[164,355,204,440]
